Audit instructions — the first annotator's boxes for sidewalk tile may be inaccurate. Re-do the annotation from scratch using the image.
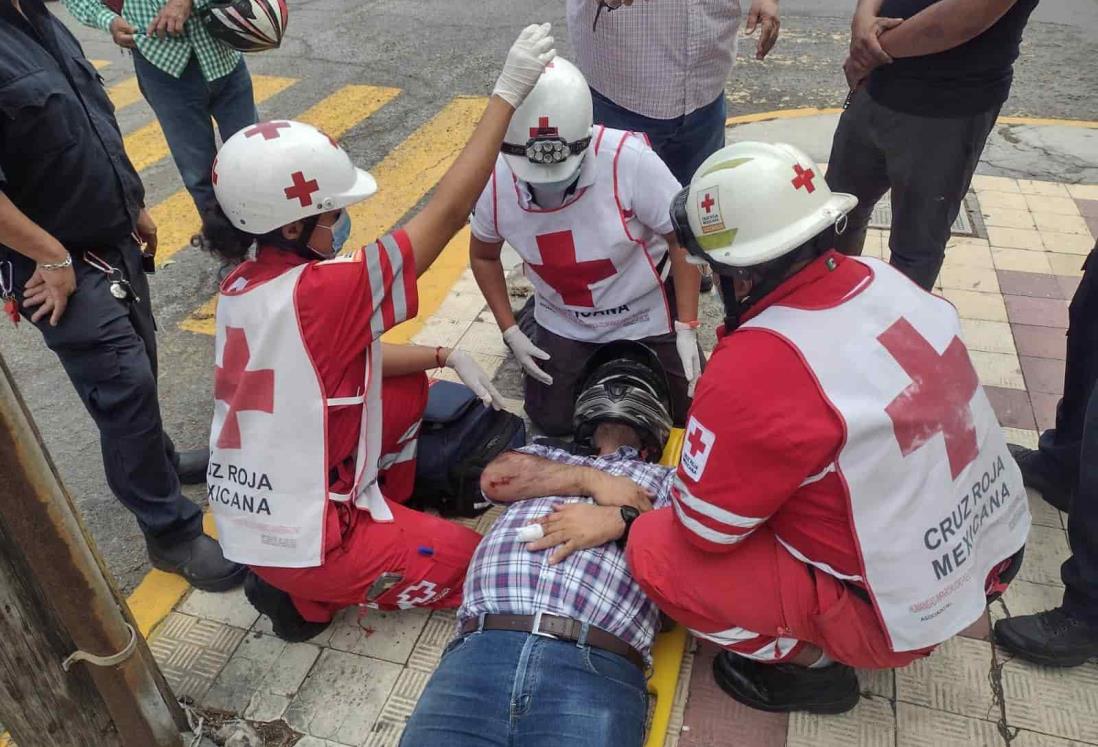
[1026,487,1066,531]
[972,175,1021,193]
[679,643,787,747]
[204,633,320,714]
[455,320,510,358]
[245,691,291,722]
[1041,232,1097,255]
[787,695,895,747]
[406,610,456,673]
[1020,356,1066,395]
[944,238,993,268]
[178,587,260,630]
[1017,180,1071,198]
[1001,658,1098,743]
[938,265,1000,293]
[895,637,996,719]
[1076,198,1098,218]
[996,270,1064,299]
[1047,253,1087,277]
[284,649,401,745]
[1011,324,1067,360]
[294,738,347,747]
[1033,213,1091,236]
[365,666,434,747]
[961,319,1016,355]
[942,289,1008,322]
[1024,194,1081,216]
[978,191,1029,210]
[895,702,1001,746]
[989,227,1046,251]
[1085,215,1098,240]
[1011,729,1095,746]
[1004,296,1068,329]
[1000,427,1039,449]
[1016,524,1069,587]
[970,350,1025,390]
[327,607,430,665]
[984,386,1035,430]
[1066,184,1098,200]
[981,206,1034,229]
[1056,275,1082,299]
[1031,392,1061,433]
[253,614,335,647]
[993,248,1054,274]
[410,315,472,348]
[858,667,895,699]
[990,580,1065,623]
[148,612,247,703]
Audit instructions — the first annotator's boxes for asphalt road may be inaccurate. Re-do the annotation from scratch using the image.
[3,0,1096,594]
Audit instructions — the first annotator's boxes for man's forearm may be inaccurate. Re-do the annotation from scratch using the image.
[60,0,118,32]
[0,193,69,265]
[480,451,601,504]
[879,0,1018,58]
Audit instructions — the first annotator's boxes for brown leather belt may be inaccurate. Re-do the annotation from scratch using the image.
[460,613,645,671]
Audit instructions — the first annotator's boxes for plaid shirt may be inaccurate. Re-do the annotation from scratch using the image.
[459,444,674,662]
[62,0,240,81]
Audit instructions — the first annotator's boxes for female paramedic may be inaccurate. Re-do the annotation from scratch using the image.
[469,57,703,435]
[193,24,555,642]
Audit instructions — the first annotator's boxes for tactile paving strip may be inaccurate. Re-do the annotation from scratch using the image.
[147,612,247,703]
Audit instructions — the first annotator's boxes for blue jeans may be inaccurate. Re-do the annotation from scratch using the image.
[400,629,649,747]
[133,53,258,212]
[590,88,726,186]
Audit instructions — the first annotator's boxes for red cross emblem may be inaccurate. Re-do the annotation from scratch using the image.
[244,121,291,141]
[687,426,707,457]
[284,171,320,207]
[791,165,816,193]
[214,327,275,450]
[701,193,716,214]
[528,230,616,307]
[879,318,980,480]
[529,116,559,139]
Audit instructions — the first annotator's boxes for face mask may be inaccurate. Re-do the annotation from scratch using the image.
[309,209,351,259]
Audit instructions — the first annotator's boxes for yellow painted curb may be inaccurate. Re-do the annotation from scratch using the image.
[726,107,1098,129]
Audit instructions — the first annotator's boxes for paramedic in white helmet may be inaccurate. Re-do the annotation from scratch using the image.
[589,142,1029,714]
[190,25,556,642]
[469,57,703,436]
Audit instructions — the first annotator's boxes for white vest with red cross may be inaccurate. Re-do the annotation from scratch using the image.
[208,262,393,569]
[493,126,673,343]
[742,258,1030,652]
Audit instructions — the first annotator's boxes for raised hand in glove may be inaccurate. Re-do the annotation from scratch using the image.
[502,325,553,386]
[675,320,702,397]
[446,349,505,410]
[493,23,557,109]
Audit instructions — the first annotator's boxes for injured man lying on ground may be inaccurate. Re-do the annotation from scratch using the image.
[399,341,674,747]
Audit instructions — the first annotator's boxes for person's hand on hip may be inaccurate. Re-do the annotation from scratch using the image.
[23,253,76,327]
[745,0,781,60]
[502,325,554,386]
[148,0,193,38]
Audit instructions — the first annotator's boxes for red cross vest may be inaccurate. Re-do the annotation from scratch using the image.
[208,262,393,568]
[494,127,673,343]
[742,258,1031,652]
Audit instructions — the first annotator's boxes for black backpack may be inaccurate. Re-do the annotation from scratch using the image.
[409,381,526,517]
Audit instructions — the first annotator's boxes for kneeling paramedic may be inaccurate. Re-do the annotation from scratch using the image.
[193,25,557,641]
[624,142,1031,714]
[469,57,703,435]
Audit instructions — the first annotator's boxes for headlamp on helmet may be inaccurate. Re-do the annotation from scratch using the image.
[501,135,592,166]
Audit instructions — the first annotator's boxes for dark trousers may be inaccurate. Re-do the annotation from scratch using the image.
[7,238,203,545]
[825,87,1000,290]
[590,88,726,187]
[1040,247,1098,622]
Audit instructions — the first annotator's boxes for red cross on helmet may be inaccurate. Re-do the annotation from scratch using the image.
[212,120,377,235]
[501,57,593,186]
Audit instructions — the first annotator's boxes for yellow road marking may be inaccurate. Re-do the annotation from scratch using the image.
[90,59,110,70]
[180,95,484,336]
[125,74,296,174]
[725,107,1098,129]
[107,76,143,110]
[155,84,399,273]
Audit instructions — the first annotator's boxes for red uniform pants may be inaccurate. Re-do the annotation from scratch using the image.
[627,509,932,670]
[252,373,482,623]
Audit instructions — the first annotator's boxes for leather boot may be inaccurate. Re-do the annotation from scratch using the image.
[244,572,331,642]
[995,608,1098,667]
[172,448,210,486]
[712,651,860,714]
[147,533,246,592]
[1008,443,1074,512]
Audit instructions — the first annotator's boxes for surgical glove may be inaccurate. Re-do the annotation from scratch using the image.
[446,349,505,410]
[502,325,554,386]
[675,320,702,397]
[493,23,556,109]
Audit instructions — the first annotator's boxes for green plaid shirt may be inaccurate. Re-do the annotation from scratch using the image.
[62,0,241,81]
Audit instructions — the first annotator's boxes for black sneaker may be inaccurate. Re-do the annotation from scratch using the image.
[1007,444,1074,512]
[243,572,331,643]
[147,533,246,592]
[712,651,860,714]
[994,608,1098,667]
[171,448,210,485]
[700,272,714,294]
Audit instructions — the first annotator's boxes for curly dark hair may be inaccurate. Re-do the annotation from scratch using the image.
[191,204,256,264]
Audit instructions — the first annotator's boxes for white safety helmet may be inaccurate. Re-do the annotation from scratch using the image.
[671,141,858,270]
[501,57,593,186]
[201,0,288,52]
[212,120,377,235]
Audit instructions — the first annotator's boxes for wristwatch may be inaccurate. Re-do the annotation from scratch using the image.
[616,506,641,548]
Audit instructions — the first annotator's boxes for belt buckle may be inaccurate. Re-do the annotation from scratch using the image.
[531,611,558,639]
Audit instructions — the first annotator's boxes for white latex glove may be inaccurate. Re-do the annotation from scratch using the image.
[675,321,702,397]
[446,349,505,410]
[502,325,553,386]
[493,23,557,109]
